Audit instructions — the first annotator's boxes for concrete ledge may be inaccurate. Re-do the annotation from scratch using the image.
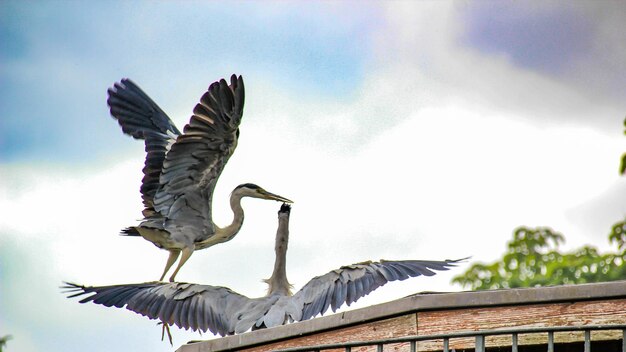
[177,280,626,352]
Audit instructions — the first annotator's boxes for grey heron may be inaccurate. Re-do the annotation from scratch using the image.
[65,204,465,336]
[107,74,292,282]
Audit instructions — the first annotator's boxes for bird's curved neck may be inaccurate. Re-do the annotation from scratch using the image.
[266,212,292,296]
[215,193,245,241]
[228,193,246,235]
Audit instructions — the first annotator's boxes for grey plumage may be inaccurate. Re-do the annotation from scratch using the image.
[107,78,181,217]
[65,204,464,336]
[107,75,291,282]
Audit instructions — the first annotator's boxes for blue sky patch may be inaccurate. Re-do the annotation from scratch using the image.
[0,1,377,162]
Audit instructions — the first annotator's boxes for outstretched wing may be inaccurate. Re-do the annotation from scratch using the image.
[290,258,466,321]
[107,79,181,216]
[153,75,245,237]
[63,282,251,336]
[63,259,465,336]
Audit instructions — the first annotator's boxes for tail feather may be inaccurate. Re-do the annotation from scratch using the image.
[121,227,141,236]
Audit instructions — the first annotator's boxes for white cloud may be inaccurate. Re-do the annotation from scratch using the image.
[2,2,626,351]
[3,89,621,342]
[374,2,625,132]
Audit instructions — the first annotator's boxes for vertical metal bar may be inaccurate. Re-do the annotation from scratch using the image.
[475,335,485,352]
[409,341,416,352]
[622,329,626,352]
[584,330,591,352]
[443,338,449,352]
[345,347,351,352]
[512,333,518,352]
[547,331,554,352]
[377,344,383,352]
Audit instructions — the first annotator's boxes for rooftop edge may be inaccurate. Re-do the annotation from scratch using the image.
[177,280,626,352]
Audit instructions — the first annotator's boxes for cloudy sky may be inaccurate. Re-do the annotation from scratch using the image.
[1,1,626,351]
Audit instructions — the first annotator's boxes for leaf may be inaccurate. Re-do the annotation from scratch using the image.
[452,226,626,290]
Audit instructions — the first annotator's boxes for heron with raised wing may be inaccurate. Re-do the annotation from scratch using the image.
[107,75,292,282]
[65,204,465,336]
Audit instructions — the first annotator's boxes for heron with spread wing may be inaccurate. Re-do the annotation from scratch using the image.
[65,204,465,336]
[107,75,292,282]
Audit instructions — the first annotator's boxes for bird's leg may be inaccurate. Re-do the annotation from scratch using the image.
[168,247,193,282]
[159,249,181,282]
[160,322,173,346]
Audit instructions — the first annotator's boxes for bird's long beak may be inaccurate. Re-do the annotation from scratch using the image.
[260,190,293,203]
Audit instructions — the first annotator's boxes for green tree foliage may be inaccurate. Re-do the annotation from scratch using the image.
[454,118,626,290]
[610,220,626,252]
[619,119,626,175]
[452,226,626,290]
[0,335,11,352]
[613,116,626,249]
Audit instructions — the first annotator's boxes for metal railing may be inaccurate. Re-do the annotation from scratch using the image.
[275,324,626,352]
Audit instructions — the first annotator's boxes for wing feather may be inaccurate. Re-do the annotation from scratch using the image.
[346,279,357,305]
[169,295,186,329]
[203,301,218,335]
[106,287,139,308]
[64,282,251,336]
[293,258,465,321]
[158,297,177,325]
[147,294,166,318]
[136,289,161,314]
[91,286,130,307]
[63,259,464,334]
[191,295,204,331]
[107,79,181,217]
[178,298,192,329]
[331,279,344,311]
[153,75,244,238]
